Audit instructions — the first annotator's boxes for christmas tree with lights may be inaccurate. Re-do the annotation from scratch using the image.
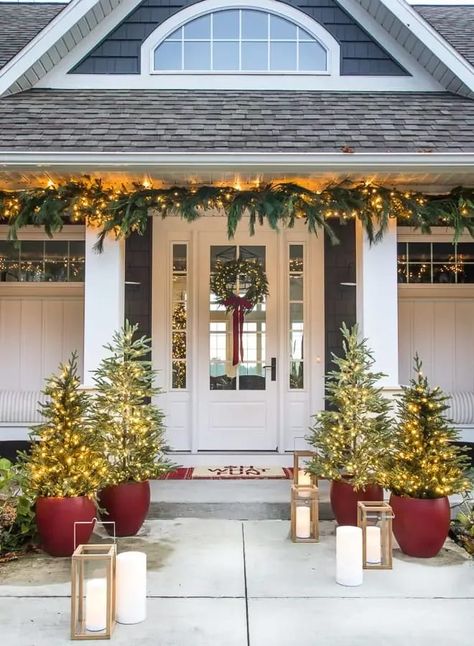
[389,355,471,499]
[93,321,172,484]
[307,323,392,489]
[24,354,108,498]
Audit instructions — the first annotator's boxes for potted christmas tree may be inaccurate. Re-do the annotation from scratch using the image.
[93,322,172,536]
[23,354,108,557]
[389,356,471,557]
[307,324,392,525]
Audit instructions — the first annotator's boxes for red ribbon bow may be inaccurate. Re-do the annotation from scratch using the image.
[223,294,253,366]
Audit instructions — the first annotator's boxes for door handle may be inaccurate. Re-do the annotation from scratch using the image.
[264,357,277,381]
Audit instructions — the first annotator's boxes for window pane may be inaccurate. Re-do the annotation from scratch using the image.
[69,241,85,281]
[270,15,296,39]
[299,27,315,41]
[241,41,267,70]
[242,10,267,39]
[184,41,211,70]
[44,241,68,282]
[457,243,474,262]
[458,264,474,283]
[213,10,239,39]
[432,242,456,262]
[433,264,456,284]
[172,276,188,303]
[270,42,296,70]
[172,362,186,389]
[167,27,182,41]
[290,275,303,300]
[172,331,187,359]
[173,244,187,272]
[184,14,211,39]
[172,302,187,330]
[154,42,181,70]
[290,302,303,324]
[290,361,304,389]
[408,242,431,262]
[0,241,19,282]
[210,363,236,390]
[299,41,327,71]
[397,262,408,283]
[407,264,431,283]
[239,363,266,390]
[213,41,239,70]
[20,241,44,282]
[211,245,236,271]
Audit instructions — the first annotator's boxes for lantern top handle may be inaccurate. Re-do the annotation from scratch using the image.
[73,517,116,551]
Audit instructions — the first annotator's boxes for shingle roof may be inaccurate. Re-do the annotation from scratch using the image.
[415,5,474,67]
[0,2,65,70]
[0,89,474,152]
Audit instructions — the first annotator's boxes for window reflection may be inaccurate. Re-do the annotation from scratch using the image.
[397,241,474,284]
[289,244,304,389]
[0,240,85,282]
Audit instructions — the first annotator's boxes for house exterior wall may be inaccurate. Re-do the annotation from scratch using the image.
[324,220,356,392]
[125,222,153,341]
[71,0,407,76]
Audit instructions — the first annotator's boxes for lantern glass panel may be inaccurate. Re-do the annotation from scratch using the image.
[293,450,317,487]
[290,485,319,543]
[71,544,116,640]
[357,502,393,570]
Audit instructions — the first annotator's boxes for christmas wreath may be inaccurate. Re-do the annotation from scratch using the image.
[210,259,269,365]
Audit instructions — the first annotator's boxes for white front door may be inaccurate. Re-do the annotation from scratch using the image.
[197,231,278,450]
[153,217,325,456]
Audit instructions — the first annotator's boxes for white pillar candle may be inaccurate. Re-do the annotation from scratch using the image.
[298,470,312,486]
[116,551,147,624]
[85,578,107,632]
[336,526,363,587]
[366,526,382,564]
[295,506,311,539]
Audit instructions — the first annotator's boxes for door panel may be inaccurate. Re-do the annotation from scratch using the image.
[197,232,278,450]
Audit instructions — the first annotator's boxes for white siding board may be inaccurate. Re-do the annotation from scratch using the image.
[433,301,455,392]
[455,301,474,392]
[0,300,21,390]
[42,300,64,380]
[20,300,43,390]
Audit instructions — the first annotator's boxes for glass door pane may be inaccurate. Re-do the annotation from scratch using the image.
[209,245,266,391]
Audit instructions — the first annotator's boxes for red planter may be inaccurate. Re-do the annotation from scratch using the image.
[99,480,150,537]
[36,496,96,557]
[330,480,384,526]
[390,494,450,558]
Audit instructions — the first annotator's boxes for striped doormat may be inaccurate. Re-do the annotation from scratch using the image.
[162,466,293,480]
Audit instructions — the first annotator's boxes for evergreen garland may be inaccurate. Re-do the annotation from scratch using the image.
[23,353,109,498]
[1,178,474,251]
[389,355,471,499]
[92,321,173,484]
[306,323,393,490]
[210,258,269,307]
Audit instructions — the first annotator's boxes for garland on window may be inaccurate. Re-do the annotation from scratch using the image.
[1,178,474,251]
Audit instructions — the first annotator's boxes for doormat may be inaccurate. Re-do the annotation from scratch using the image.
[161,466,294,480]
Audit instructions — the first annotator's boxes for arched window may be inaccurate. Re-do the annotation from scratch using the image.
[152,8,328,73]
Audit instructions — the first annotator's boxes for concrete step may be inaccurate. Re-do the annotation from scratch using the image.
[148,478,334,521]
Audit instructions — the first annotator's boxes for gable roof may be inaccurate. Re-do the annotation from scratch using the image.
[0,89,473,153]
[0,3,66,70]
[414,5,474,68]
[1,0,474,97]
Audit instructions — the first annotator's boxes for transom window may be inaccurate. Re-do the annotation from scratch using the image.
[153,9,328,73]
[398,241,474,284]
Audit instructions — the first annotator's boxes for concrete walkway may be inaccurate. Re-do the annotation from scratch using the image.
[0,519,473,645]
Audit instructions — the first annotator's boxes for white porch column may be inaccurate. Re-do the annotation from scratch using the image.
[356,219,399,388]
[83,228,125,386]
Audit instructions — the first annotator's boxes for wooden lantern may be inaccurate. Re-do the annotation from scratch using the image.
[71,544,117,640]
[290,484,319,543]
[357,501,394,570]
[293,450,317,488]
